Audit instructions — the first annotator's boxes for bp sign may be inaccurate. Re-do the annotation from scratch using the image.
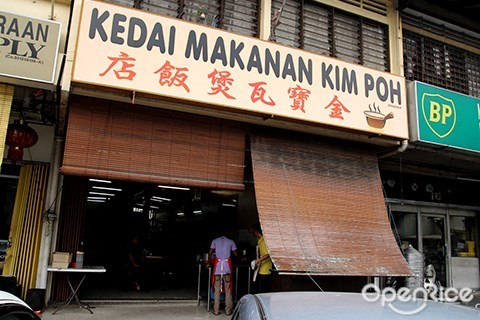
[408,81,480,153]
[421,92,456,138]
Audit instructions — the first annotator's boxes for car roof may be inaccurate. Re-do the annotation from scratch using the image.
[0,290,30,309]
[249,291,480,319]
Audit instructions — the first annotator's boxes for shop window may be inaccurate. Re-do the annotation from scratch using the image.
[450,216,477,257]
[391,211,418,250]
[271,0,389,72]
[102,0,259,38]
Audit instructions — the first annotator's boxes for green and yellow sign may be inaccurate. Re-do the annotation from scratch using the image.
[408,81,480,153]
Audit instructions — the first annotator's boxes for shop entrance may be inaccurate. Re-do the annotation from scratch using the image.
[75,178,243,300]
[390,202,479,288]
[390,205,449,287]
[421,214,447,287]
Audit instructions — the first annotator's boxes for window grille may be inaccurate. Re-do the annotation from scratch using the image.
[338,0,388,16]
[222,0,258,35]
[403,30,480,97]
[140,0,179,17]
[402,13,480,50]
[272,0,389,72]
[271,0,302,47]
[102,0,258,37]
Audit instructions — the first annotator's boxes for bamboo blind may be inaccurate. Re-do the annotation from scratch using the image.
[50,176,87,301]
[250,129,412,276]
[61,95,246,190]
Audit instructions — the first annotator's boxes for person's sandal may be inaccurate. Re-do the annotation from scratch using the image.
[213,311,220,316]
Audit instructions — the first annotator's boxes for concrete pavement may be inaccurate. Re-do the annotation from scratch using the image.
[38,290,480,319]
[40,301,232,320]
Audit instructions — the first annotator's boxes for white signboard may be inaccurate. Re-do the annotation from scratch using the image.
[73,0,408,139]
[0,11,61,83]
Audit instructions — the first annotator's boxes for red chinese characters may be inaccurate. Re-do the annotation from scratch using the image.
[154,60,190,93]
[249,82,275,106]
[288,85,311,113]
[207,69,236,99]
[99,51,137,80]
[324,95,350,120]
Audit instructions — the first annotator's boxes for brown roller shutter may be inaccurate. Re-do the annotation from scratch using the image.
[250,130,411,276]
[61,95,245,190]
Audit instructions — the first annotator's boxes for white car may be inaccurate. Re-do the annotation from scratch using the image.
[232,291,480,320]
[0,290,40,320]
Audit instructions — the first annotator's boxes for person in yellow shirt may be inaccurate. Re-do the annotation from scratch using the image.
[252,223,272,293]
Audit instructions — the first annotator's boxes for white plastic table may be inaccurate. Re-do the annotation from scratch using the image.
[47,266,106,314]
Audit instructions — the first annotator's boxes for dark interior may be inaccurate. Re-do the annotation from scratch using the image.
[80,179,248,300]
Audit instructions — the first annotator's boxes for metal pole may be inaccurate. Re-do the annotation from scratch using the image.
[248,267,251,294]
[36,137,63,291]
[235,265,239,302]
[197,263,201,306]
[207,267,211,311]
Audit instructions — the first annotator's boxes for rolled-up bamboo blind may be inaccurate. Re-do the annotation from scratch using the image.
[50,176,87,301]
[61,95,246,190]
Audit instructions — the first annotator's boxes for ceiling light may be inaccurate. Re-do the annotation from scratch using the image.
[87,199,105,203]
[152,196,171,201]
[89,192,115,196]
[151,198,163,203]
[89,179,112,183]
[177,212,185,217]
[92,186,122,191]
[222,203,236,207]
[88,196,107,200]
[456,177,480,183]
[158,185,190,190]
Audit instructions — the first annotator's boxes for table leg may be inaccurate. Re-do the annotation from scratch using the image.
[53,274,93,315]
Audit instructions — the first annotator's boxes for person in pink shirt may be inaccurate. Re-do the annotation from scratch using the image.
[207,228,237,316]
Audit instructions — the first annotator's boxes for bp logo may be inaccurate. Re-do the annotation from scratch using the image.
[421,93,456,138]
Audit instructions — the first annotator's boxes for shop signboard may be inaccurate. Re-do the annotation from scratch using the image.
[72,0,409,140]
[0,10,61,83]
[408,81,480,153]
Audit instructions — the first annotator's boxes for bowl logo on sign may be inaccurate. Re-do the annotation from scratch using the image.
[364,103,394,129]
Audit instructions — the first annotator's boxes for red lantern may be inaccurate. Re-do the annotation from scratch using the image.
[6,120,38,163]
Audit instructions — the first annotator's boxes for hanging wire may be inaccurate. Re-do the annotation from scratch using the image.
[42,184,63,237]
[399,156,404,202]
[306,271,324,291]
